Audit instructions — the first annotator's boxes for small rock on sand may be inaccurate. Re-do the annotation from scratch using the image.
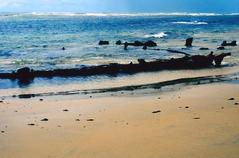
[193,117,200,120]
[41,118,48,121]
[185,106,189,109]
[87,119,94,121]
[28,123,35,126]
[39,99,44,101]
[152,110,161,114]
[1,131,4,133]
[0,100,3,103]
[228,98,235,100]
[75,119,80,121]
[63,109,69,112]
[235,103,239,105]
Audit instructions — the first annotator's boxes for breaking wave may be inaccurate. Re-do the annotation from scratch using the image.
[144,32,168,38]
[172,21,208,25]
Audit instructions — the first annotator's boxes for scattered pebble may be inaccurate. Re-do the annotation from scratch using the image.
[221,107,225,109]
[228,98,235,101]
[235,103,238,105]
[28,123,35,126]
[57,125,61,128]
[87,119,94,121]
[41,118,48,121]
[185,106,189,109]
[0,100,3,103]
[39,99,44,102]
[63,109,69,112]
[158,97,161,99]
[75,119,80,121]
[1,131,4,133]
[152,110,161,114]
[193,117,200,120]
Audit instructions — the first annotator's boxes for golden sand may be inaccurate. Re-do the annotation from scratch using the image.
[0,83,239,158]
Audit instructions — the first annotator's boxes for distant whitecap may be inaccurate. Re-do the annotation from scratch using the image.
[172,21,208,25]
[144,32,168,38]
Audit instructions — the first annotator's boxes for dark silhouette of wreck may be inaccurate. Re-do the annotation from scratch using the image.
[0,52,231,84]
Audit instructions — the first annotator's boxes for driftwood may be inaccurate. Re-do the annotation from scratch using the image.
[0,52,231,84]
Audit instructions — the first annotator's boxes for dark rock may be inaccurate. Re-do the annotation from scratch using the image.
[63,109,69,112]
[217,46,225,50]
[0,100,3,103]
[41,118,48,121]
[234,103,238,105]
[221,40,237,46]
[193,117,200,119]
[62,47,65,50]
[18,94,35,99]
[152,110,161,114]
[75,119,80,121]
[116,40,122,45]
[185,106,189,108]
[199,47,209,50]
[1,131,4,133]
[124,42,128,50]
[143,45,147,50]
[144,40,157,47]
[28,123,35,126]
[87,119,94,121]
[99,40,109,45]
[185,38,193,47]
[228,98,235,100]
[39,98,43,101]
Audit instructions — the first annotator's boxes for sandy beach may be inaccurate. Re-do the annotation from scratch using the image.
[1,83,239,158]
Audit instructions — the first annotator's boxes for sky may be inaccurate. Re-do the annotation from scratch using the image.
[0,0,239,13]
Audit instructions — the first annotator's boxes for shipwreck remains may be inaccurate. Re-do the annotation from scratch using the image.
[0,52,231,83]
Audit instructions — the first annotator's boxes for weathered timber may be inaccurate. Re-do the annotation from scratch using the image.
[0,52,231,81]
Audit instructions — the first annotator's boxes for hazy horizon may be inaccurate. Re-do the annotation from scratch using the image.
[0,0,238,13]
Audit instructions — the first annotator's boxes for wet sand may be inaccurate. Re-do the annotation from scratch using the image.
[0,83,239,158]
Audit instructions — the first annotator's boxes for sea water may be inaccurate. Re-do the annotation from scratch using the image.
[0,13,238,94]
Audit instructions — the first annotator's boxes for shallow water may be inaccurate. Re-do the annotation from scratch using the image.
[0,13,238,94]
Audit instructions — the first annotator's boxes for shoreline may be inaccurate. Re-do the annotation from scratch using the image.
[0,71,238,99]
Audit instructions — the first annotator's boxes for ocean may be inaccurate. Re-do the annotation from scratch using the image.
[0,13,238,94]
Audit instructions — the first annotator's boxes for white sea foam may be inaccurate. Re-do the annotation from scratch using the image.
[144,32,168,38]
[172,21,208,25]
